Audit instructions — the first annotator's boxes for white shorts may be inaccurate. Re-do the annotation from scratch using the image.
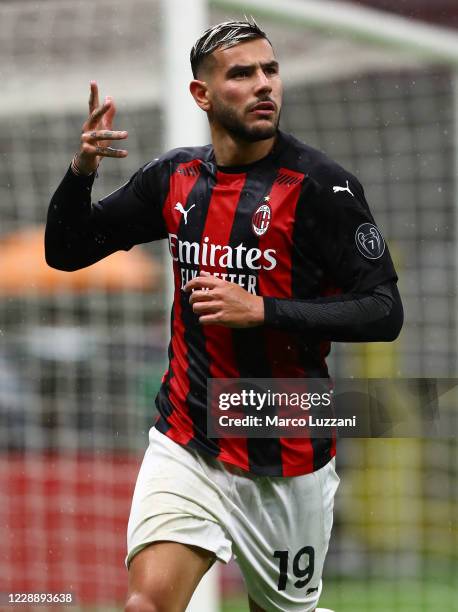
[127,428,339,612]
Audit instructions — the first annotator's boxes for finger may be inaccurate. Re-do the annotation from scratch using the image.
[86,101,112,129]
[89,81,100,114]
[103,96,116,130]
[189,290,215,305]
[82,130,128,142]
[81,143,128,158]
[94,145,128,158]
[184,275,221,292]
[199,313,225,326]
[192,301,222,314]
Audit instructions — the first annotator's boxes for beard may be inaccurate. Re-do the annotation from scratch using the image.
[209,95,280,143]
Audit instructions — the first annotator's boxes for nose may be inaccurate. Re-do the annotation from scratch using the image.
[254,68,272,95]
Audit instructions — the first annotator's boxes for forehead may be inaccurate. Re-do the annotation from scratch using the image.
[212,37,276,71]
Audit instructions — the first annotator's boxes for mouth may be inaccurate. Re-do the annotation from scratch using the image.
[249,101,276,117]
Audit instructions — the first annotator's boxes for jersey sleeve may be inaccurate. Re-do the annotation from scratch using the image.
[93,158,168,248]
[45,159,168,271]
[263,281,403,341]
[309,165,397,293]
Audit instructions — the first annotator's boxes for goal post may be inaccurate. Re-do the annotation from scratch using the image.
[160,7,219,612]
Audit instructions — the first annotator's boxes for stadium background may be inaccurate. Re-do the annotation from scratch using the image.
[0,0,456,610]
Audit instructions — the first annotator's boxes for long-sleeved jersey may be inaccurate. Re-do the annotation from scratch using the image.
[46,130,402,476]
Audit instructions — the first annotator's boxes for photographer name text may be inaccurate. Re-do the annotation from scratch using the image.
[218,415,356,428]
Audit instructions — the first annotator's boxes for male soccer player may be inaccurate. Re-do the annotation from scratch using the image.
[45,19,403,612]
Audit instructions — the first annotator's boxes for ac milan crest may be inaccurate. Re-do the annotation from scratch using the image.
[252,203,272,237]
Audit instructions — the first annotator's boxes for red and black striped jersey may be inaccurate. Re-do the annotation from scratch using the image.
[46,130,398,476]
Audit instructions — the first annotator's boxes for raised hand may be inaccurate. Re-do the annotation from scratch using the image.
[73,81,128,176]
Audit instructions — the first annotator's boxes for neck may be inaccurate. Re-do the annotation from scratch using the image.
[210,123,277,167]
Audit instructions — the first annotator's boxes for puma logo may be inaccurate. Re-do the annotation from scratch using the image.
[332,180,354,197]
[174,202,196,225]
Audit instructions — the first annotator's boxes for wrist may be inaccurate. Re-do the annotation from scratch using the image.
[71,153,98,177]
[250,295,265,326]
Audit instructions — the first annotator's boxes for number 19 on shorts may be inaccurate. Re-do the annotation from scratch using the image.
[273,546,315,591]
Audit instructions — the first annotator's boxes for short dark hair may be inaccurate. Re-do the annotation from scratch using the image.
[190,18,270,78]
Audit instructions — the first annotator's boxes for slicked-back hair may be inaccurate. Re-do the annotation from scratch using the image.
[190,19,270,78]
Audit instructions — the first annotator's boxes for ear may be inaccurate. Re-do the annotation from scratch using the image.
[189,79,211,112]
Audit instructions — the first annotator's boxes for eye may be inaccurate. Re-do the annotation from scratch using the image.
[233,70,249,79]
[265,65,278,75]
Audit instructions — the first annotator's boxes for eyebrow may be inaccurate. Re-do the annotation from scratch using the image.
[225,60,279,77]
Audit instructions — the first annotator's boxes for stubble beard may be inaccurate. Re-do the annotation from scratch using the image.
[210,97,280,143]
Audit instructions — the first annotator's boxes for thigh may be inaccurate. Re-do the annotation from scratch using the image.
[230,458,340,612]
[126,541,214,612]
[126,427,233,568]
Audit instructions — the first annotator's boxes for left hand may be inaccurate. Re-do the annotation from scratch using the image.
[184,272,264,328]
